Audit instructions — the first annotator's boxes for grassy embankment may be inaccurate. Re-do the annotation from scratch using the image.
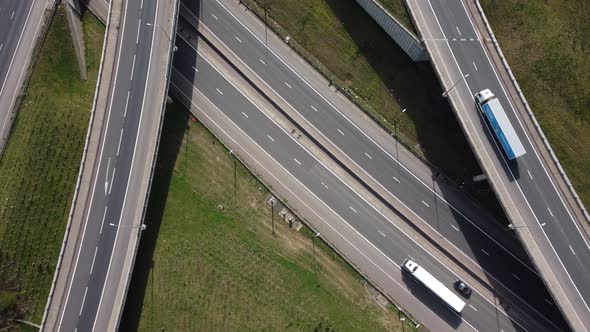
[481,0,590,209]
[379,0,416,34]
[0,7,104,328]
[245,0,501,214]
[121,104,411,331]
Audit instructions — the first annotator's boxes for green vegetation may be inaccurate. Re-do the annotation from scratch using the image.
[0,7,104,326]
[244,0,501,213]
[121,104,412,331]
[378,0,415,33]
[0,291,17,314]
[481,0,590,208]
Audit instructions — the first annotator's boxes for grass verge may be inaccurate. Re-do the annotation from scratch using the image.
[378,0,416,34]
[481,0,590,209]
[120,102,414,331]
[0,7,104,327]
[243,0,503,215]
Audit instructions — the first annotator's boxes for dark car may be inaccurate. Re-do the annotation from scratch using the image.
[454,280,471,297]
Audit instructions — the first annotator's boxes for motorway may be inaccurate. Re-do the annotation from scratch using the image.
[407,0,590,329]
[171,34,530,332]
[179,0,567,329]
[0,0,52,155]
[42,0,175,330]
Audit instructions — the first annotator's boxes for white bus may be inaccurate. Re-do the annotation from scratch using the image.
[403,259,466,313]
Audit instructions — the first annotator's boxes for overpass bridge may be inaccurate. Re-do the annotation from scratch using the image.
[38,0,588,330]
[41,0,178,330]
[404,0,590,330]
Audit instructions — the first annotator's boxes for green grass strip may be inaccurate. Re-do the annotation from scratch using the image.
[0,7,104,323]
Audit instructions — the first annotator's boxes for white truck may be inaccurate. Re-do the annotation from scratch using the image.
[475,89,526,160]
[403,259,466,313]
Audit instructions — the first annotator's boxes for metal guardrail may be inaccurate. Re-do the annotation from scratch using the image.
[40,0,115,328]
[473,0,590,224]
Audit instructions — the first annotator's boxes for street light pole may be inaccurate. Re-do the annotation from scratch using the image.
[145,22,177,52]
[442,74,469,97]
[271,199,275,237]
[109,223,147,231]
[508,222,545,229]
[312,231,320,267]
[393,108,406,183]
[432,174,440,232]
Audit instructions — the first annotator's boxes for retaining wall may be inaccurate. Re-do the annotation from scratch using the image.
[354,0,427,61]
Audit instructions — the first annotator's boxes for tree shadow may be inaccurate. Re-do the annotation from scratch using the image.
[118,101,190,331]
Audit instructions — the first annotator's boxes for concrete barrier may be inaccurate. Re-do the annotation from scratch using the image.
[110,0,180,329]
[40,0,117,328]
[354,0,427,61]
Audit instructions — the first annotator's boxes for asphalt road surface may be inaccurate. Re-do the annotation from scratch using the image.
[178,0,568,329]
[0,0,49,155]
[170,30,559,331]
[55,0,158,330]
[411,0,590,329]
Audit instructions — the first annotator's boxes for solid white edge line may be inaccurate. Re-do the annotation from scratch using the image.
[456,0,590,313]
[193,3,540,280]
[57,0,131,328]
[180,37,526,326]
[173,49,514,326]
[91,0,159,330]
[0,0,37,135]
[459,0,590,257]
[169,77,481,332]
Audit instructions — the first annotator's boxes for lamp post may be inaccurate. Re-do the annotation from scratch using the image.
[508,222,545,229]
[442,73,469,97]
[109,223,147,231]
[392,108,406,183]
[432,173,440,232]
[312,231,320,267]
[270,199,275,237]
[262,5,270,65]
[146,22,177,51]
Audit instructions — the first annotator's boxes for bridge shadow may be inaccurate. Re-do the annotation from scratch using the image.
[321,0,566,330]
[119,100,190,331]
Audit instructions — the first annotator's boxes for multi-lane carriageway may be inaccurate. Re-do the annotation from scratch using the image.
[178,0,572,330]
[27,0,585,330]
[406,0,590,330]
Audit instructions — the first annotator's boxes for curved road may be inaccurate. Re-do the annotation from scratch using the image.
[0,0,50,155]
[179,0,567,329]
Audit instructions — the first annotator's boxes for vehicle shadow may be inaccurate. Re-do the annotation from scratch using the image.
[118,100,190,331]
[401,270,463,328]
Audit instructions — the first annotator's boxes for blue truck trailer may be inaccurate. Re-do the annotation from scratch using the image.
[475,89,526,160]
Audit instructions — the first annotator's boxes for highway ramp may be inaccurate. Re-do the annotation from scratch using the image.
[0,0,55,156]
[168,28,560,331]
[41,0,178,330]
[406,0,590,330]
[177,0,568,329]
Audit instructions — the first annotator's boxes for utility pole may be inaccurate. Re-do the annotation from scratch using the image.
[264,6,269,65]
[312,231,320,267]
[432,173,440,232]
[271,199,275,237]
[392,108,406,183]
